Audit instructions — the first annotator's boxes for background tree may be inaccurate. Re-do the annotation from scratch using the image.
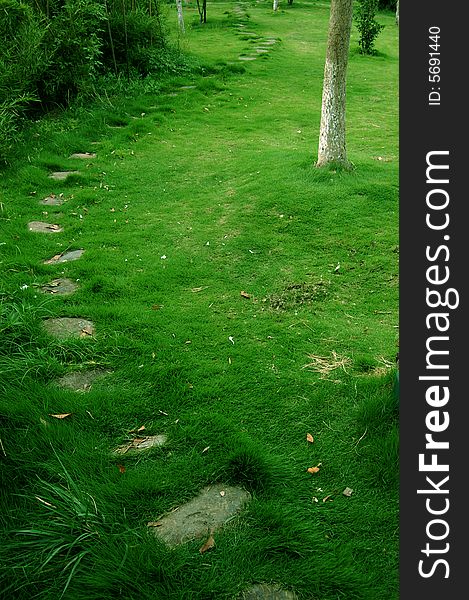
[176,0,185,32]
[316,0,353,168]
[396,0,399,26]
[196,0,206,23]
[354,0,384,55]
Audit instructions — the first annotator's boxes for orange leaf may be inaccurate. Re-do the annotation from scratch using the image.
[240,291,250,299]
[306,433,314,443]
[49,413,72,419]
[307,466,320,474]
[117,464,126,473]
[199,534,215,554]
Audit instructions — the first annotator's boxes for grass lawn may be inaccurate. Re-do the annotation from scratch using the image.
[0,2,399,598]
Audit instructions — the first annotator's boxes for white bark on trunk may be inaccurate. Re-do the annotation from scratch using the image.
[396,0,399,27]
[176,0,185,33]
[316,0,353,168]
[273,0,279,11]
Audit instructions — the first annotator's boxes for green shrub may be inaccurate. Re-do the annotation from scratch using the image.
[354,0,385,55]
[103,7,166,77]
[36,0,106,106]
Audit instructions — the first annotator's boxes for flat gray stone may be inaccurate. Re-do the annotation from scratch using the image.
[48,171,80,180]
[180,85,196,90]
[43,317,95,339]
[238,584,298,600]
[44,249,84,264]
[255,48,269,53]
[114,434,167,455]
[238,56,257,61]
[260,40,277,46]
[40,278,78,295]
[69,152,96,159]
[40,194,65,206]
[55,368,111,392]
[28,221,63,233]
[149,484,251,547]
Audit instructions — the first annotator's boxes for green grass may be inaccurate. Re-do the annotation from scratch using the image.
[0,2,398,598]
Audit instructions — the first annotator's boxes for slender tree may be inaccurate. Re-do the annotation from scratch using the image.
[273,0,279,11]
[176,0,185,33]
[396,0,399,27]
[316,0,353,168]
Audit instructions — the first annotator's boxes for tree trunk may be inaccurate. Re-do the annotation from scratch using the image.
[273,0,279,11]
[396,0,399,27]
[176,0,185,33]
[316,0,353,168]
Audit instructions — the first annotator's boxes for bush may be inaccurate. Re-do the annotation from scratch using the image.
[36,0,106,106]
[354,0,385,55]
[103,7,166,77]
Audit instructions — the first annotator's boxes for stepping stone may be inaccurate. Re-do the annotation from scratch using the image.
[259,40,277,46]
[40,278,78,295]
[255,48,269,53]
[149,484,251,547]
[180,85,196,90]
[239,56,257,61]
[44,249,84,264]
[55,368,111,392]
[28,221,63,233]
[114,434,167,455]
[40,194,65,206]
[48,171,80,180]
[238,584,298,600]
[43,317,95,339]
[69,152,96,159]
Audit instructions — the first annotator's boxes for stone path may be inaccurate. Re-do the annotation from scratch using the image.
[44,249,84,264]
[20,15,292,595]
[43,317,95,339]
[149,484,251,548]
[238,584,298,600]
[69,152,96,159]
[114,434,167,455]
[40,194,66,206]
[28,221,63,233]
[48,170,80,180]
[40,278,78,295]
[55,368,111,392]
[232,3,278,63]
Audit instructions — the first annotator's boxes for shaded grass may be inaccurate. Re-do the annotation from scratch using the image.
[0,2,398,598]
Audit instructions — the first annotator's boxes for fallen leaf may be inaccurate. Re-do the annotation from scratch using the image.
[151,304,162,310]
[240,291,250,299]
[49,413,72,419]
[117,464,126,473]
[147,521,163,527]
[199,534,215,554]
[342,487,354,497]
[322,495,333,503]
[35,496,56,508]
[312,497,318,503]
[307,466,320,474]
[220,490,225,497]
[306,433,314,443]
[159,410,168,416]
[202,446,210,453]
[44,254,62,264]
[137,425,146,432]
